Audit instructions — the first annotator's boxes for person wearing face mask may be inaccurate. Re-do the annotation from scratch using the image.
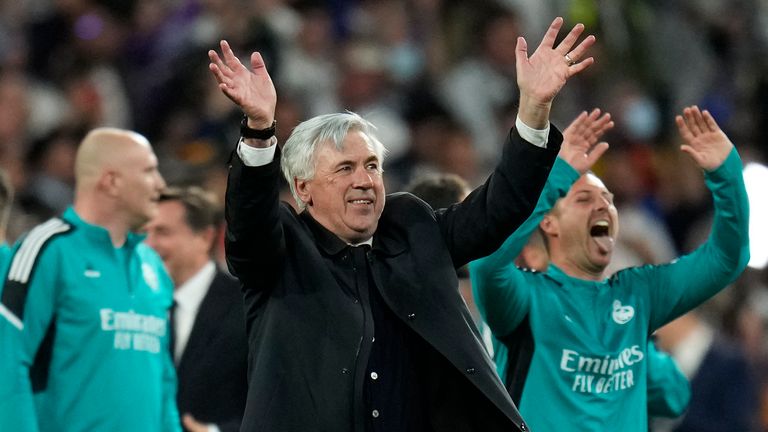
[470,106,749,432]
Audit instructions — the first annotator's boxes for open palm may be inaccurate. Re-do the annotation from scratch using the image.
[208,40,277,128]
[559,109,613,174]
[675,106,733,171]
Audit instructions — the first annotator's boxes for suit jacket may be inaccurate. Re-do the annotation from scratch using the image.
[673,338,758,432]
[225,127,562,432]
[175,270,248,432]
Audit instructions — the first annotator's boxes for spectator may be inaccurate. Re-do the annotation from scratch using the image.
[145,185,248,432]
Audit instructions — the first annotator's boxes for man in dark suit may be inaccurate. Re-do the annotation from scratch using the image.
[208,17,602,432]
[145,186,248,432]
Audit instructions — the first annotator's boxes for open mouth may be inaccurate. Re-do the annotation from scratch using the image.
[590,220,614,254]
[590,220,610,237]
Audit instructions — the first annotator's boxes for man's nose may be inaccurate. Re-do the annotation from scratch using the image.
[352,168,374,188]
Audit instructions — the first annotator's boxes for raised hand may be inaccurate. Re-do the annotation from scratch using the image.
[516,17,596,128]
[675,106,734,171]
[209,40,277,129]
[559,108,613,174]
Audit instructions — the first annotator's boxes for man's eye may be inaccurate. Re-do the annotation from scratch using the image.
[366,163,378,170]
[338,166,352,173]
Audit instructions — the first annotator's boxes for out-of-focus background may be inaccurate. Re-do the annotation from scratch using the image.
[2,0,768,428]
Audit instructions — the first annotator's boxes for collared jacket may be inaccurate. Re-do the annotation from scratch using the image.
[225,127,562,432]
[0,207,180,432]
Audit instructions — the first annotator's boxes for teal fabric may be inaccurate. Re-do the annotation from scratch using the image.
[0,208,180,432]
[646,341,690,418]
[470,149,749,431]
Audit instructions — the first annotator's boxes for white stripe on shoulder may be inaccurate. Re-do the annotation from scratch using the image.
[0,303,23,330]
[9,218,71,284]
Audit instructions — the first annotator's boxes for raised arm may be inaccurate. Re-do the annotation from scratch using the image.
[439,19,599,266]
[516,17,595,129]
[209,40,276,133]
[639,107,750,330]
[209,41,283,288]
[470,110,612,335]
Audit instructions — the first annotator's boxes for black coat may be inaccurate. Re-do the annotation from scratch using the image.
[175,270,248,432]
[225,127,562,432]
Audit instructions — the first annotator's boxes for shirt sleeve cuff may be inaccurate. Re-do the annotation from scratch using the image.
[515,116,549,148]
[237,136,278,167]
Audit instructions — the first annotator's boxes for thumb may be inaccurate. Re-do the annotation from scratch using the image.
[583,142,610,172]
[679,145,703,166]
[515,37,528,67]
[251,52,266,71]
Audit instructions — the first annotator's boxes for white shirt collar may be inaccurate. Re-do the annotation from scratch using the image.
[172,261,217,362]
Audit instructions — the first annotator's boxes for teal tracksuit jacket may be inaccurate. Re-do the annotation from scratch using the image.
[0,207,180,432]
[470,150,749,432]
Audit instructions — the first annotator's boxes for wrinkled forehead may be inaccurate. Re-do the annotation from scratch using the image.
[315,130,382,162]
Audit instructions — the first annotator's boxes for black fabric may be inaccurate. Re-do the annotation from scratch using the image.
[498,316,535,405]
[352,245,429,432]
[1,280,29,321]
[175,271,248,432]
[169,300,176,361]
[226,126,562,432]
[30,318,56,393]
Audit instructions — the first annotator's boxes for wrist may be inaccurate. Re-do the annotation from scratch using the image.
[241,115,276,139]
[518,94,551,130]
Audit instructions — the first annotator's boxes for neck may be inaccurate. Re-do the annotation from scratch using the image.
[74,196,130,247]
[173,258,212,288]
[549,254,605,281]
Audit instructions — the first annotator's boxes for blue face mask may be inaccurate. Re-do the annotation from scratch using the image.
[622,98,660,141]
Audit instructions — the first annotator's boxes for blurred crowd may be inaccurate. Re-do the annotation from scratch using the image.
[2,0,768,429]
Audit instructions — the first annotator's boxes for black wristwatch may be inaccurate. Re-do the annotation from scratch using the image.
[240,116,276,140]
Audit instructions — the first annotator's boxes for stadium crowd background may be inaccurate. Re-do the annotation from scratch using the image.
[1,0,768,428]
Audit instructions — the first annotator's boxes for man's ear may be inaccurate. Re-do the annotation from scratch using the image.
[98,169,120,197]
[540,214,558,237]
[294,178,312,206]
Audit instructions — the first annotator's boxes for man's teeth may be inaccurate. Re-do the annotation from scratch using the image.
[351,199,371,204]
[594,220,609,227]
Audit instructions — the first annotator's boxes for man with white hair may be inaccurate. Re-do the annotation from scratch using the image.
[210,17,605,432]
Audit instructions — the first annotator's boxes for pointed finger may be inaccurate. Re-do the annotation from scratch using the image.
[221,40,244,71]
[564,35,596,64]
[537,17,564,51]
[683,106,704,136]
[567,57,594,75]
[701,109,720,133]
[208,50,230,76]
[556,23,585,54]
[690,106,709,133]
[209,63,229,85]
[675,114,694,142]
[565,111,589,137]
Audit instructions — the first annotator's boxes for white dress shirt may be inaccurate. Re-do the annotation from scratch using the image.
[172,261,217,363]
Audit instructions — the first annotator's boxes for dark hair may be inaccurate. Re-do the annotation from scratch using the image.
[158,186,222,232]
[406,173,470,210]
